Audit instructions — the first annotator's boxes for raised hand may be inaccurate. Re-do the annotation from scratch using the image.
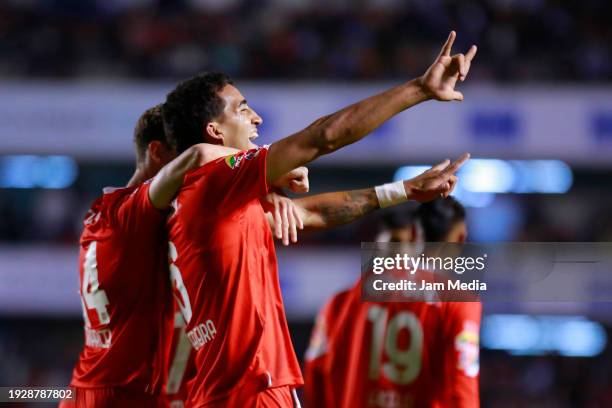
[403,153,470,202]
[419,32,477,102]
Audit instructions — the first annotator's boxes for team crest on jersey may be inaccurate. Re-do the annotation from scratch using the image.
[225,154,243,169]
[224,147,266,169]
[455,320,480,377]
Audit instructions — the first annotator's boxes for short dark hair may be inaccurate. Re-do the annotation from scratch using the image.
[162,72,234,154]
[416,197,466,242]
[379,203,419,230]
[134,105,166,162]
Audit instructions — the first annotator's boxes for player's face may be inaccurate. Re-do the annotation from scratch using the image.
[216,85,262,151]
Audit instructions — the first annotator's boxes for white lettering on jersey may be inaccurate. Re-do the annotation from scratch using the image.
[82,242,110,325]
[186,320,217,350]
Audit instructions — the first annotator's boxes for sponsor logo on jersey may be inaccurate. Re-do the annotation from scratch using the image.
[455,320,480,377]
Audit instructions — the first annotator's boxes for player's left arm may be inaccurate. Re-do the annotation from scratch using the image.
[292,155,468,231]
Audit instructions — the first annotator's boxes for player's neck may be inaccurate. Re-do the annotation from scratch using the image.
[126,166,150,188]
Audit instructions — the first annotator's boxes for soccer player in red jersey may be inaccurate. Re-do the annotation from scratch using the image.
[67,106,306,408]
[162,31,476,407]
[66,106,248,408]
[304,198,481,408]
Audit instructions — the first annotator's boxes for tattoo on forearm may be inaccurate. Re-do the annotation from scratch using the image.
[316,189,380,226]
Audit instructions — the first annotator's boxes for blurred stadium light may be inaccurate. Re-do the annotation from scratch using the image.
[394,159,573,207]
[482,314,607,357]
[0,155,78,189]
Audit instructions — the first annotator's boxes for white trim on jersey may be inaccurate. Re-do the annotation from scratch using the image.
[292,388,302,408]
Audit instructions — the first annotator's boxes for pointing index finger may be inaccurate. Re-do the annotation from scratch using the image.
[438,31,456,58]
[443,153,470,175]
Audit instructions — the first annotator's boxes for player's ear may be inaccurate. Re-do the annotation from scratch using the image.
[148,141,174,165]
[148,140,163,163]
[205,122,224,144]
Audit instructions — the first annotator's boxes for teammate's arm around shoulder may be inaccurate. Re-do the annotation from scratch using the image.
[149,143,239,210]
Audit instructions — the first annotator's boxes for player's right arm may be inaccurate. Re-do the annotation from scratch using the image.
[266,31,477,183]
[149,143,239,210]
[293,155,468,231]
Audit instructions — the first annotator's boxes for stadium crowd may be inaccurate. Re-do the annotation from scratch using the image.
[1,0,610,81]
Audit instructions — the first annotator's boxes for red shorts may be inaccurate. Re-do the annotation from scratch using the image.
[203,385,299,408]
[72,387,161,408]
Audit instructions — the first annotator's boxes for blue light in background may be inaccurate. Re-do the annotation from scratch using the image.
[467,197,523,241]
[461,159,515,193]
[531,160,573,193]
[470,111,520,141]
[451,185,495,208]
[393,159,573,208]
[0,155,78,189]
[482,315,607,357]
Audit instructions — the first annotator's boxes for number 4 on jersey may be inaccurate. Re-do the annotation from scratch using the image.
[82,242,110,325]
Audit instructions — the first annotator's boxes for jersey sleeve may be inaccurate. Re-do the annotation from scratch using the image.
[184,146,270,215]
[442,301,482,408]
[114,182,165,234]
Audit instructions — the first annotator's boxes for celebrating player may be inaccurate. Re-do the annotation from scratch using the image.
[67,106,307,408]
[161,31,476,407]
[304,197,481,408]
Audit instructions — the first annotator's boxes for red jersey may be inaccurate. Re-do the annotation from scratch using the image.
[304,278,481,408]
[70,183,173,394]
[166,146,303,407]
[162,309,196,408]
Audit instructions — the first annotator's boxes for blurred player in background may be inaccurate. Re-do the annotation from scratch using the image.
[66,106,307,408]
[304,197,481,408]
[161,31,475,407]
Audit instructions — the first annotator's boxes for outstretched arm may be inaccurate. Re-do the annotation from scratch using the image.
[294,154,469,231]
[266,31,477,183]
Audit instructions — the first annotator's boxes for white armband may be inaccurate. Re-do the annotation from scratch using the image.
[375,180,408,208]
